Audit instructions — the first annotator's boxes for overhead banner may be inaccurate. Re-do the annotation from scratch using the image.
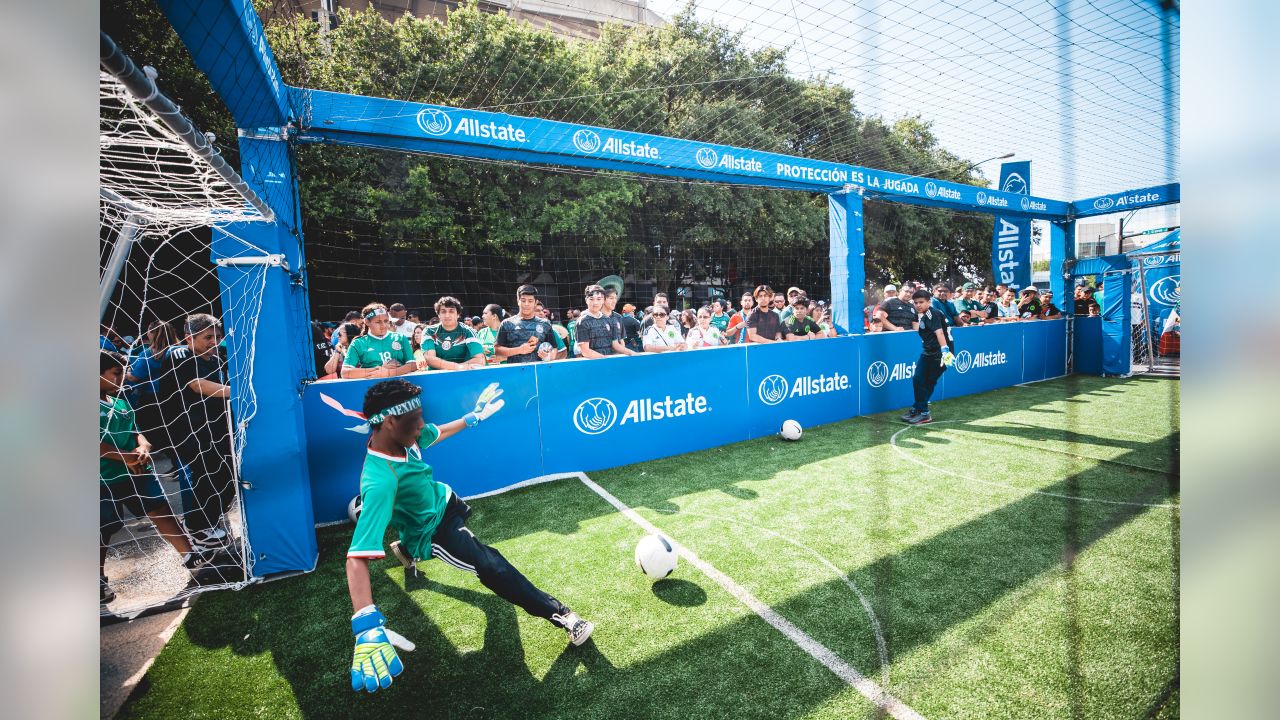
[991,161,1032,290]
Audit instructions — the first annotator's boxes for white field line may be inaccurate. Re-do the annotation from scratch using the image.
[576,472,926,720]
[890,422,1177,509]
[654,507,890,688]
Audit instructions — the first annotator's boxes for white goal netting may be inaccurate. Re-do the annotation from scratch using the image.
[100,70,271,619]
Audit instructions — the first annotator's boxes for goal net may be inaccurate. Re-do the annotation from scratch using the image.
[99,69,270,619]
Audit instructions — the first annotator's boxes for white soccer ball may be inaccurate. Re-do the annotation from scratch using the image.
[780,419,803,441]
[348,495,362,523]
[635,534,678,580]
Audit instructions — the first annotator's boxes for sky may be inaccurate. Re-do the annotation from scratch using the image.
[642,0,1179,205]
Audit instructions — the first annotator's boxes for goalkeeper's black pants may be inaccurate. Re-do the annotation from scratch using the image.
[175,439,236,539]
[428,495,573,627]
[911,352,947,414]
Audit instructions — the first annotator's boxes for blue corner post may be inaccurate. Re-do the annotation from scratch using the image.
[214,134,318,577]
[158,0,317,576]
[1049,219,1075,314]
[828,189,865,335]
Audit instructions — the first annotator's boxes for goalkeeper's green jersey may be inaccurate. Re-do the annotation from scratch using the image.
[424,323,483,364]
[347,423,450,562]
[343,332,413,369]
[99,395,139,486]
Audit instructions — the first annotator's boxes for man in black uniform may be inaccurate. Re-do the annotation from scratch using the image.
[602,287,639,357]
[903,289,956,425]
[575,284,627,358]
[494,285,565,363]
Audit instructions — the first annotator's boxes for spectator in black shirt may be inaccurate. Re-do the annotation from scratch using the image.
[576,284,627,358]
[158,314,236,551]
[495,285,564,363]
[903,290,956,425]
[876,284,918,332]
[603,287,638,356]
[783,298,823,340]
[1040,290,1062,318]
[746,285,784,343]
[1018,288,1043,319]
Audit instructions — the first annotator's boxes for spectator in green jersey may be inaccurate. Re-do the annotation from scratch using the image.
[420,296,485,371]
[478,304,504,364]
[342,303,424,379]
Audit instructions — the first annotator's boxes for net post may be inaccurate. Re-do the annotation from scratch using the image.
[828,186,865,335]
[99,211,142,322]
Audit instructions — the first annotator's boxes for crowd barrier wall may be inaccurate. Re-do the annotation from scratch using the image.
[304,319,1066,523]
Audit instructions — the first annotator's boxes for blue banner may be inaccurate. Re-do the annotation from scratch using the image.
[856,330,929,416]
[1071,183,1180,219]
[537,350,748,474]
[991,161,1032,290]
[302,324,1068,522]
[304,364,543,523]
[744,338,859,438]
[297,89,1070,218]
[939,324,1025,398]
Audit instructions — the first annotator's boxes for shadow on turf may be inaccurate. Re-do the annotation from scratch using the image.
[651,578,707,607]
[124,377,1178,719]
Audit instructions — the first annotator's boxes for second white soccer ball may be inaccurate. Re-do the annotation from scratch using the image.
[780,419,803,441]
[635,534,678,580]
[348,495,363,523]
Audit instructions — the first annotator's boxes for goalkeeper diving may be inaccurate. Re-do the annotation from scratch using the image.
[901,288,957,425]
[344,379,595,693]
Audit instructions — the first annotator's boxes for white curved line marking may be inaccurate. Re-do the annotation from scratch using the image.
[891,422,1176,509]
[576,472,924,720]
[655,507,890,688]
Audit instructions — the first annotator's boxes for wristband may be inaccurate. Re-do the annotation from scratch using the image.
[463,412,479,428]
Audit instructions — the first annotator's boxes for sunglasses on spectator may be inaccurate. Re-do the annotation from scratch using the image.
[652,311,667,317]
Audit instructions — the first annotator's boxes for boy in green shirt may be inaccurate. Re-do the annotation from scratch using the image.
[99,351,199,604]
[419,296,485,370]
[344,379,595,693]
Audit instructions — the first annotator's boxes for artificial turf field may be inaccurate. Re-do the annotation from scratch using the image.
[117,374,1179,720]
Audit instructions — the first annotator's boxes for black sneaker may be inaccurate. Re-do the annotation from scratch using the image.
[900,410,921,423]
[100,576,116,605]
[908,412,933,425]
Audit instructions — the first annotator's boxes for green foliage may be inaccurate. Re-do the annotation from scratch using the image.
[103,0,1006,307]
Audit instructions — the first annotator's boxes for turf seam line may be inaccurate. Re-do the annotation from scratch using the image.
[654,507,891,688]
[576,472,926,720]
[890,422,1177,509]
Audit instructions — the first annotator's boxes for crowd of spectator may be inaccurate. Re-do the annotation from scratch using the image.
[864,280,1064,334]
[309,283,840,380]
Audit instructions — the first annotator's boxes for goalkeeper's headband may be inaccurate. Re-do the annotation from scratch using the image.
[366,396,421,427]
[364,307,389,321]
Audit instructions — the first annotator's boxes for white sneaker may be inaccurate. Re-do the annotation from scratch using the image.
[389,540,416,572]
[559,611,594,646]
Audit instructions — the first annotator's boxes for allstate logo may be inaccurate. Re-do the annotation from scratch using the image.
[573,397,617,435]
[866,361,890,388]
[695,147,719,169]
[1093,197,1115,211]
[976,191,987,205]
[1002,173,1027,194]
[924,181,938,198]
[572,129,602,153]
[1149,275,1181,306]
[954,350,974,374]
[758,375,788,406]
[416,108,452,136]
[1020,195,1031,211]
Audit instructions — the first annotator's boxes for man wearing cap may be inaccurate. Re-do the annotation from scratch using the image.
[875,284,918,332]
[494,285,565,363]
[952,282,987,325]
[1017,287,1043,320]
[1039,290,1062,318]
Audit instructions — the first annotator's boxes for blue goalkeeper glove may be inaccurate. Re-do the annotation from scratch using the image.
[940,347,955,367]
[350,605,404,692]
[464,382,505,427]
